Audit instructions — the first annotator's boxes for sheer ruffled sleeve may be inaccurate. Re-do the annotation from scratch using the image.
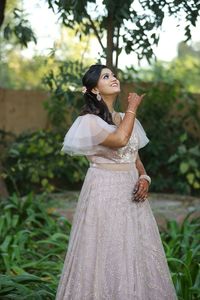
[61,114,115,156]
[134,118,149,149]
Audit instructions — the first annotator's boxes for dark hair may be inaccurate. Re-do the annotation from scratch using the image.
[79,64,115,125]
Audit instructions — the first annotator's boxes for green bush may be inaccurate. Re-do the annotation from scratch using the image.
[168,133,200,193]
[42,61,87,131]
[2,129,88,195]
[0,193,199,299]
[0,192,71,299]
[134,81,200,196]
[161,214,200,300]
[118,65,200,195]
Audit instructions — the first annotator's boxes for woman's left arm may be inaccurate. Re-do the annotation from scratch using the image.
[133,153,151,202]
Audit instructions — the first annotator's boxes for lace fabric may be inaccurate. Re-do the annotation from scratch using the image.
[56,167,177,299]
[56,114,178,299]
[61,114,149,161]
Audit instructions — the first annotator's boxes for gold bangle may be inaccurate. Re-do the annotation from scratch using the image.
[126,110,136,116]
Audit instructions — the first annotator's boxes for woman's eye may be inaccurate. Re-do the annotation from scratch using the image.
[103,74,109,79]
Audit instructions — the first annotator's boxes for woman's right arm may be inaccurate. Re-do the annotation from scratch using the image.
[100,93,145,148]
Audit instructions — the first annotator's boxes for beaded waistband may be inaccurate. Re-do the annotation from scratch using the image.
[89,162,136,171]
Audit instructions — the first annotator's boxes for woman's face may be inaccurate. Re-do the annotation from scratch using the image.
[95,68,120,96]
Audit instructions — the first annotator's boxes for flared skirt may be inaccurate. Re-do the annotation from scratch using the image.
[56,166,177,300]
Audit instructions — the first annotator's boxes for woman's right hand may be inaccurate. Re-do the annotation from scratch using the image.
[100,92,145,148]
[127,93,145,112]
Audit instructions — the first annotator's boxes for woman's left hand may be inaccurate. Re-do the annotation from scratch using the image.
[133,178,149,202]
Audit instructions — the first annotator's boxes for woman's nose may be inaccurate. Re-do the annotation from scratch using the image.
[111,76,117,82]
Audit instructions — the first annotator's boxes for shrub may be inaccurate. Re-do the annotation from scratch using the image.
[134,81,200,195]
[2,130,88,195]
[42,60,87,131]
[161,214,200,300]
[0,193,199,299]
[168,133,200,194]
[0,192,71,299]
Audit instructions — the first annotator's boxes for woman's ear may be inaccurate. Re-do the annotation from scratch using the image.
[91,87,99,95]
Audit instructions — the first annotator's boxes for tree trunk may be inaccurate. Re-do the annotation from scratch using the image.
[0,161,9,198]
[0,0,6,28]
[114,26,120,71]
[106,11,114,70]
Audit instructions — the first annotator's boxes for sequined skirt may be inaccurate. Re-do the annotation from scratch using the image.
[56,166,177,300]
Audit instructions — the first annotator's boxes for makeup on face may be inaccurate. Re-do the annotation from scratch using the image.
[97,69,120,95]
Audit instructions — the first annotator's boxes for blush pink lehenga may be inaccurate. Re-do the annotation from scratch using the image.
[56,113,177,300]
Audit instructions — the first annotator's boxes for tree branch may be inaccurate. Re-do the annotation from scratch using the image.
[85,11,105,52]
[106,11,114,69]
[0,0,6,28]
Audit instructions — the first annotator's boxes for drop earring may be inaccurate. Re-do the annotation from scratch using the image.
[97,93,101,101]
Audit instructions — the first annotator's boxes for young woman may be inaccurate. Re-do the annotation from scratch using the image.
[56,64,177,299]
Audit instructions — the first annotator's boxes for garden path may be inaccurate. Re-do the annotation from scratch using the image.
[49,192,200,229]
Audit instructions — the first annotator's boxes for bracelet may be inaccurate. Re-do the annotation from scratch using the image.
[126,110,136,116]
[139,174,151,185]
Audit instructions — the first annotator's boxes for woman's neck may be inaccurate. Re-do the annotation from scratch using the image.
[102,95,116,113]
[107,102,115,113]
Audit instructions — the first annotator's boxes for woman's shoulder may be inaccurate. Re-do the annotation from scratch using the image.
[72,113,115,132]
[77,113,104,121]
[71,113,103,126]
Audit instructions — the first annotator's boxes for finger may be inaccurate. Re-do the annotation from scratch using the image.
[135,188,142,198]
[137,94,145,104]
[134,190,142,198]
[133,188,142,201]
[140,93,146,99]
[135,193,145,201]
[137,193,147,202]
[134,190,144,200]
[141,194,148,202]
[134,186,148,199]
[133,195,141,202]
[142,192,149,201]
[128,93,139,100]
[128,96,137,103]
[140,192,147,200]
[136,196,145,203]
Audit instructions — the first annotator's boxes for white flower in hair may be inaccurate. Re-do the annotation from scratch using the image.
[82,86,87,94]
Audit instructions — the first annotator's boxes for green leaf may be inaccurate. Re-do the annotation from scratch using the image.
[193,181,200,189]
[186,173,194,184]
[178,145,187,154]
[180,133,188,143]
[168,154,178,163]
[180,162,189,174]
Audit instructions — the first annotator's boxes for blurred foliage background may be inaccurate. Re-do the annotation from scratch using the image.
[0,1,200,196]
[1,52,200,196]
[0,1,200,299]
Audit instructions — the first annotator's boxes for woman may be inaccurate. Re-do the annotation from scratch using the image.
[56,64,177,299]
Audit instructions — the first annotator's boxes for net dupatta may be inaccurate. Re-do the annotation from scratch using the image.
[61,113,149,156]
[61,114,115,156]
